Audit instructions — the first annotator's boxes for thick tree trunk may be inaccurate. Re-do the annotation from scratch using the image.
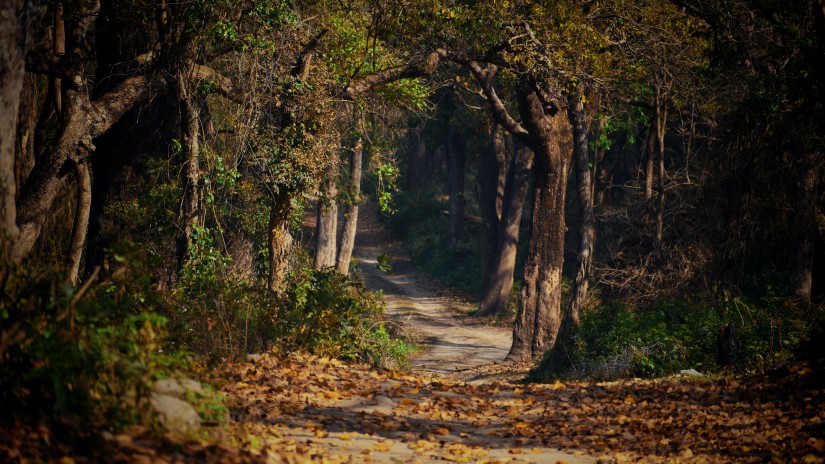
[447,126,466,243]
[1,0,47,242]
[314,171,338,270]
[507,86,573,362]
[479,122,508,292]
[546,96,595,372]
[268,193,294,292]
[65,160,91,285]
[476,145,532,318]
[337,137,363,275]
[12,73,157,262]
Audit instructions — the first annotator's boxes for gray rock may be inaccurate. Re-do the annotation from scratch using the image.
[679,369,703,377]
[150,393,201,437]
[153,378,207,397]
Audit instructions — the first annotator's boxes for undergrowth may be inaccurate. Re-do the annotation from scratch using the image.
[532,297,825,382]
[385,188,483,296]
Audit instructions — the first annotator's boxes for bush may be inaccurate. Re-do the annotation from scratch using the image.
[167,226,277,364]
[535,296,825,381]
[0,252,185,433]
[276,266,414,369]
[537,302,721,381]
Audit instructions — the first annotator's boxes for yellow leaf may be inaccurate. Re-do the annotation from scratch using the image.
[314,429,329,438]
[339,434,353,441]
[372,443,393,451]
[514,421,530,429]
[434,427,450,435]
[552,380,566,390]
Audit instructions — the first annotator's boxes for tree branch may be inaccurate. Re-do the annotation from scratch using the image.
[341,51,440,99]
[466,61,532,148]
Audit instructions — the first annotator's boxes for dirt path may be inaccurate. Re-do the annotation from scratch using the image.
[354,244,512,380]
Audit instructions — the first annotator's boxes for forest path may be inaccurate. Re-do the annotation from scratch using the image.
[350,201,514,381]
[354,244,512,380]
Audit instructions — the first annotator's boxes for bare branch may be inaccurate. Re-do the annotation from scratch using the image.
[466,61,532,148]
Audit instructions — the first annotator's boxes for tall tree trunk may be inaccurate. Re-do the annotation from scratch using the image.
[447,125,466,244]
[405,128,428,191]
[268,192,294,292]
[13,75,158,262]
[65,160,91,285]
[337,137,363,275]
[314,170,338,270]
[644,117,656,205]
[476,145,532,318]
[793,154,820,302]
[176,72,201,256]
[479,122,507,291]
[15,74,37,194]
[546,95,595,372]
[1,0,47,242]
[655,85,668,242]
[507,85,573,362]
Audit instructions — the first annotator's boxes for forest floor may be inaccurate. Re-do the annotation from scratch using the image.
[5,206,825,463]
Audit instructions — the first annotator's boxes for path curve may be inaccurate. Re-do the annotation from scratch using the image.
[351,205,513,380]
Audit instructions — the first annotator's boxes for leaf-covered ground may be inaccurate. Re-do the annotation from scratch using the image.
[215,353,825,464]
[4,352,824,463]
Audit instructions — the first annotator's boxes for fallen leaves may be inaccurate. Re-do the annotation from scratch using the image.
[4,352,823,463]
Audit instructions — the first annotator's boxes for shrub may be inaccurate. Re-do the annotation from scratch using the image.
[276,267,414,369]
[167,226,277,364]
[0,252,185,433]
[534,296,825,382]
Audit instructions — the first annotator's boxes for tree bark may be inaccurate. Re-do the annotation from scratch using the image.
[15,73,37,194]
[314,169,338,270]
[12,73,159,263]
[476,145,532,318]
[545,95,595,372]
[1,0,47,242]
[655,85,668,242]
[176,72,202,255]
[405,128,428,191]
[337,137,363,275]
[65,160,91,285]
[268,192,294,293]
[447,124,466,244]
[479,122,507,292]
[793,154,819,302]
[507,84,573,362]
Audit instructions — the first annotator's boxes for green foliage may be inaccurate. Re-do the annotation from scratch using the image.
[541,297,825,381]
[0,253,186,432]
[541,302,721,381]
[276,267,413,369]
[376,253,393,273]
[170,227,276,363]
[386,189,482,296]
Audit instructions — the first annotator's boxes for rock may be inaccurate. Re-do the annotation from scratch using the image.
[679,369,702,377]
[150,393,201,437]
[153,378,208,397]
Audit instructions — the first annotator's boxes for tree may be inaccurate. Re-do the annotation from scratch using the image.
[476,126,532,319]
[336,135,363,275]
